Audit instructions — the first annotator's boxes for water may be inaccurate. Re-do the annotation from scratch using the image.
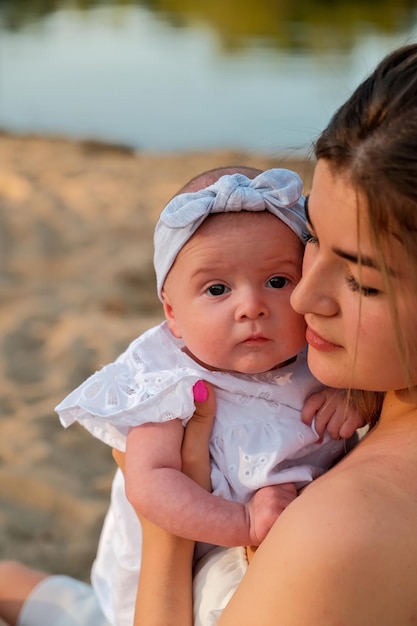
[1,2,417,155]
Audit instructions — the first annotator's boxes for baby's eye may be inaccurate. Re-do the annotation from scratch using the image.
[267,276,289,289]
[206,284,230,296]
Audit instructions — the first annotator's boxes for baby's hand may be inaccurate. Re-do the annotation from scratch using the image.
[302,389,366,441]
[246,483,297,546]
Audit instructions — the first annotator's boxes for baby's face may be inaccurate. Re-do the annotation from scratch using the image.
[162,211,306,374]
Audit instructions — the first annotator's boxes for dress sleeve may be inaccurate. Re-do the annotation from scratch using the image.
[55,360,202,451]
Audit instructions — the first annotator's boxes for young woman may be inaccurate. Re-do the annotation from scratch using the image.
[130,43,417,626]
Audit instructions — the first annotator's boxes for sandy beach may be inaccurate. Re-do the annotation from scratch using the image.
[0,131,314,581]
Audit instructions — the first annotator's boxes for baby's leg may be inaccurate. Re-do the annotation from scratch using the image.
[0,565,110,626]
[0,561,48,626]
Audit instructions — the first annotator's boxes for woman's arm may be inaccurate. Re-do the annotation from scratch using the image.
[113,382,216,626]
[135,517,195,626]
[112,450,196,626]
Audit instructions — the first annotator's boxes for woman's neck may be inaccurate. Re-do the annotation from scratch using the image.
[354,388,417,475]
[328,388,417,493]
[378,388,417,430]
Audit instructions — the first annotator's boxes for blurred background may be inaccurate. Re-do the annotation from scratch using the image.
[0,0,416,584]
[1,0,417,156]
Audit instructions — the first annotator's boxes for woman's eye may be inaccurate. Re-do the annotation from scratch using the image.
[303,231,319,246]
[345,274,380,297]
[206,284,230,296]
[267,276,289,289]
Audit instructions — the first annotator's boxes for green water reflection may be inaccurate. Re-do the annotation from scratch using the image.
[1,0,416,51]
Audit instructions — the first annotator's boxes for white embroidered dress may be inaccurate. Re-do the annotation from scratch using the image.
[57,321,345,500]
[55,321,347,626]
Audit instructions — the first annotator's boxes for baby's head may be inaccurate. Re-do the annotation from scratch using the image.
[154,167,307,298]
[154,167,308,373]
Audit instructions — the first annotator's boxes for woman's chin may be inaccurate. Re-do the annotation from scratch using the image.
[307,351,346,388]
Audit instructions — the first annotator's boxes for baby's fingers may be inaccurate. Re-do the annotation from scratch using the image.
[302,391,327,434]
[319,401,363,440]
[338,407,366,439]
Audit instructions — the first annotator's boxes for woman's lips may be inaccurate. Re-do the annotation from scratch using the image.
[305,326,342,351]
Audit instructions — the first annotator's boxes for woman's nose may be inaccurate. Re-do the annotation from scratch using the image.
[291,250,339,317]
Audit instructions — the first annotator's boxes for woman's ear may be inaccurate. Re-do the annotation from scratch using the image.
[161,290,182,338]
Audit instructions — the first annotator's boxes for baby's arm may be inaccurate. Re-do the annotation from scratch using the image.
[302,389,366,440]
[125,420,295,547]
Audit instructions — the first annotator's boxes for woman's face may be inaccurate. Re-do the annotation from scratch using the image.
[291,159,417,392]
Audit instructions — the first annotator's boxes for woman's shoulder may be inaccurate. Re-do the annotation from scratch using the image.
[274,465,380,551]
[219,453,417,625]
[280,452,417,550]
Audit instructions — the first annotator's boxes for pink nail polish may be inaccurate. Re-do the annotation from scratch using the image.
[193,380,208,402]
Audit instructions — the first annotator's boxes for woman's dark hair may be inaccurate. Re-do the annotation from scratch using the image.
[315,44,417,251]
[315,44,417,423]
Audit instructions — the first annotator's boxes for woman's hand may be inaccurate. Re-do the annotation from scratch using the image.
[112,448,125,473]
[181,380,217,491]
[112,380,216,626]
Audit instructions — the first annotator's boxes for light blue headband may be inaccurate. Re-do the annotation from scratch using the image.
[154,168,306,300]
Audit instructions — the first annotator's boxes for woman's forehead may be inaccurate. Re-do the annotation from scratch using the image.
[309,160,410,279]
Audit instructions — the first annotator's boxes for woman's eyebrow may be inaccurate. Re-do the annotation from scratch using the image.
[332,248,379,270]
[305,195,388,273]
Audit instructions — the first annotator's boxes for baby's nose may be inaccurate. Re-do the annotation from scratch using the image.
[235,292,268,320]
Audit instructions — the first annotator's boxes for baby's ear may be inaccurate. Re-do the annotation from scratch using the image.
[161,290,182,338]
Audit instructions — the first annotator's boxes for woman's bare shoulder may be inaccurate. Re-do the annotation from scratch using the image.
[218,461,417,626]
[269,466,389,566]
[275,457,417,564]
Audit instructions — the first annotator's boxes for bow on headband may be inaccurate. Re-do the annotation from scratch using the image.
[154,168,306,300]
[161,170,304,228]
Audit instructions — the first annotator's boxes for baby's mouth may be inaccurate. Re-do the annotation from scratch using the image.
[242,335,268,344]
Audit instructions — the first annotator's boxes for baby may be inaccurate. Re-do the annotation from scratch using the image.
[56,166,364,625]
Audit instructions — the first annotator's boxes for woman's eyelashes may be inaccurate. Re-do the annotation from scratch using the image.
[345,274,381,297]
[301,226,380,297]
[302,230,319,246]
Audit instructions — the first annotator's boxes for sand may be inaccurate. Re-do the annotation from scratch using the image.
[0,131,314,581]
